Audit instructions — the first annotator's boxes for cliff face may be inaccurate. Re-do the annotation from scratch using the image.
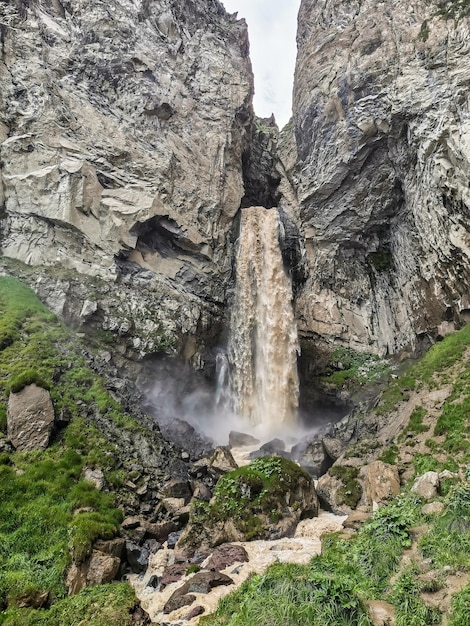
[0,0,253,361]
[290,0,470,355]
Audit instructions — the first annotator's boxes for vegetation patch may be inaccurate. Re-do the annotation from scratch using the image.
[377,323,470,415]
[0,583,138,626]
[0,277,144,619]
[322,347,391,389]
[201,493,423,626]
[329,465,363,508]
[185,456,313,544]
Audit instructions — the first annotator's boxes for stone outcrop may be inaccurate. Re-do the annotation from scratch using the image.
[7,384,55,451]
[0,0,253,364]
[288,0,470,355]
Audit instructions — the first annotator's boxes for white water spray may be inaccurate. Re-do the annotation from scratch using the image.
[228,206,300,428]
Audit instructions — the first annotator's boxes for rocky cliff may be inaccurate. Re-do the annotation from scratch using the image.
[288,0,470,356]
[0,0,253,362]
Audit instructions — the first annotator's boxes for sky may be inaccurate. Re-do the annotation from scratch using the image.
[222,0,300,128]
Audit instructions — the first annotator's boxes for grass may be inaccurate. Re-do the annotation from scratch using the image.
[322,347,391,390]
[377,323,470,415]
[183,456,314,546]
[329,465,363,508]
[201,493,423,626]
[419,481,470,569]
[0,583,138,626]
[0,277,146,619]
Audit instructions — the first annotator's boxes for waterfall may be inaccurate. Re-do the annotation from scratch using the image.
[228,206,299,428]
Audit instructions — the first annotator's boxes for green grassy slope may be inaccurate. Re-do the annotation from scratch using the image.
[0,277,147,625]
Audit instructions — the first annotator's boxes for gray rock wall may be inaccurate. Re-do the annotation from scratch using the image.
[290,0,470,355]
[0,0,253,361]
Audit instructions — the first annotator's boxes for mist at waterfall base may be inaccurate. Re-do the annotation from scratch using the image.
[142,351,344,453]
[142,206,347,454]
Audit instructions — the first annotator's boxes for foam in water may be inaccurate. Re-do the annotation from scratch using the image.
[228,206,299,428]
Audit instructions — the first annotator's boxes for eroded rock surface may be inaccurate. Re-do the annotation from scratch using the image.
[7,384,55,451]
[289,0,470,355]
[0,0,253,362]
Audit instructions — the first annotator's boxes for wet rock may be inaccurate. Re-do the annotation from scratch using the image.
[146,574,161,589]
[125,542,149,574]
[412,472,440,499]
[130,605,151,624]
[205,544,249,571]
[168,531,182,549]
[291,438,329,477]
[228,431,260,447]
[7,385,55,452]
[163,593,196,615]
[182,571,234,594]
[260,438,286,453]
[185,605,205,620]
[160,563,188,589]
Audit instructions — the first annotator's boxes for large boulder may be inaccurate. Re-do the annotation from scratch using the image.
[359,461,400,510]
[411,472,440,500]
[7,384,55,451]
[178,456,318,551]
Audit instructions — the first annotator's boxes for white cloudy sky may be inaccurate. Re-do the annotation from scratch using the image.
[222,0,300,128]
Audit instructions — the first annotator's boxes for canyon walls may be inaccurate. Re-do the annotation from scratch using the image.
[289,0,470,356]
[0,0,253,361]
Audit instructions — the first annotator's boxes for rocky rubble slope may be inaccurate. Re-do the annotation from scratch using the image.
[287,0,470,356]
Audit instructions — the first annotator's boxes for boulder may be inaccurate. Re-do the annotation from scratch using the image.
[411,472,440,500]
[85,550,121,586]
[291,438,329,477]
[366,600,396,626]
[162,479,193,503]
[125,542,149,574]
[210,447,238,473]
[160,563,189,589]
[322,436,345,461]
[179,457,319,550]
[316,472,353,515]
[185,606,205,620]
[142,520,179,542]
[228,431,260,447]
[7,385,55,452]
[359,461,400,509]
[343,511,371,530]
[260,438,286,453]
[205,544,249,571]
[163,593,196,615]
[83,467,105,491]
[180,571,234,594]
[421,502,445,516]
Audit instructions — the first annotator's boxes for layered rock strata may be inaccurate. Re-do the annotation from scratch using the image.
[289,0,470,355]
[0,0,253,361]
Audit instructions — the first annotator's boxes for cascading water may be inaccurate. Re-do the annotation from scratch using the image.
[228,206,300,429]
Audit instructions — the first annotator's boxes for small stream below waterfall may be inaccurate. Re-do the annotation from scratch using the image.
[131,508,346,625]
